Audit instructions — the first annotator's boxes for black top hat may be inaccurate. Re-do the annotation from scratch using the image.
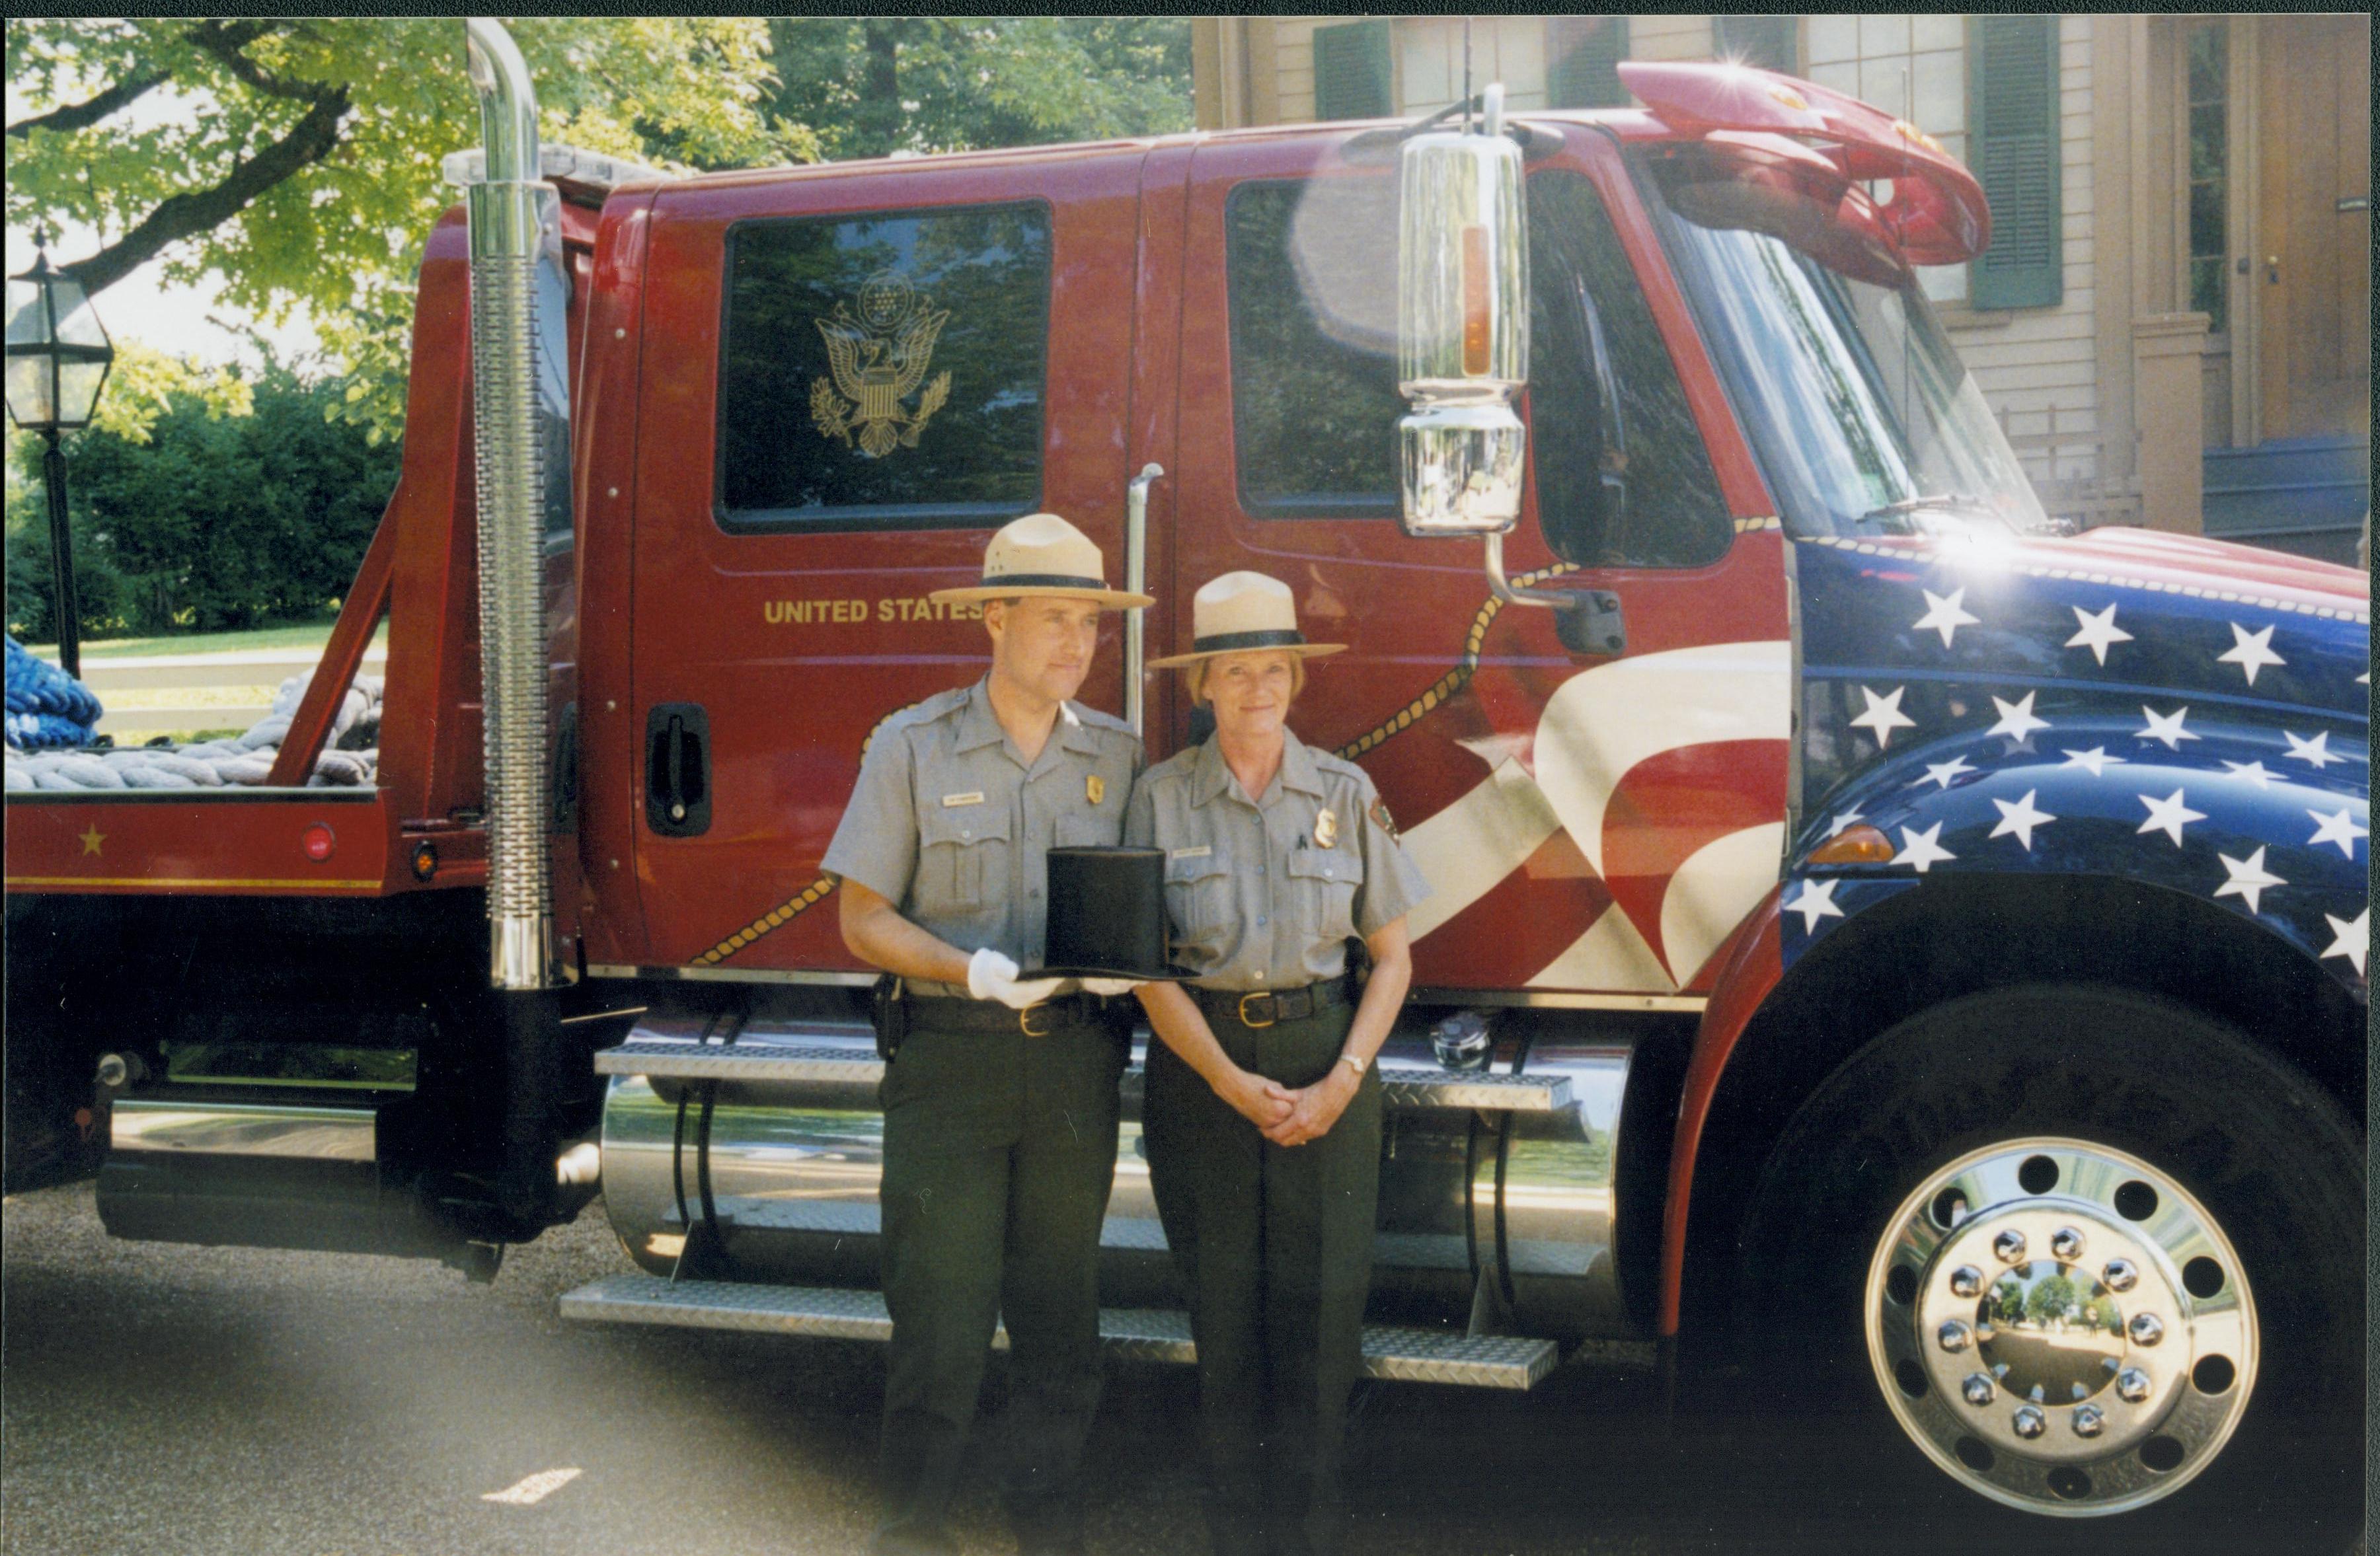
[1040,846,1194,982]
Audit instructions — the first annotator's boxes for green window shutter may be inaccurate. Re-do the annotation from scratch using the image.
[1313,20,1393,120]
[1968,15,2063,310]
[1714,15,1798,74]
[1547,17,1630,109]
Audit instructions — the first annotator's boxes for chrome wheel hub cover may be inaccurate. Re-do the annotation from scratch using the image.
[1864,1138,2257,1516]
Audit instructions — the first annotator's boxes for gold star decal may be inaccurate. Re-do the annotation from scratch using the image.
[79,825,105,857]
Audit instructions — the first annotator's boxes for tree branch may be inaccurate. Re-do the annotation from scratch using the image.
[7,71,169,140]
[188,19,323,104]
[6,22,280,141]
[62,85,350,297]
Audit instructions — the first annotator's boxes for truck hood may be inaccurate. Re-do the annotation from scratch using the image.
[1789,525,2367,993]
[2017,524,2367,611]
[1794,525,2371,729]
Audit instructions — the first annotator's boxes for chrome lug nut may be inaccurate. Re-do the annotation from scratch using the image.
[2051,1227,2085,1262]
[1938,1319,1974,1353]
[2072,1404,2106,1438]
[1962,1372,1997,1406]
[1948,1265,1983,1298]
[2103,1257,2139,1292]
[2116,1368,2152,1403]
[2128,1313,2165,1347]
[1993,1230,2028,1265]
[2012,1405,2047,1440]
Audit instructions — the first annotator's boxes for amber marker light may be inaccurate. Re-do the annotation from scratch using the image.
[1806,825,1895,865]
[1461,224,1492,376]
[411,841,440,882]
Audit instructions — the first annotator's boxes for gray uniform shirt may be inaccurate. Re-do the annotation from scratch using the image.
[823,676,1142,994]
[1124,729,1430,992]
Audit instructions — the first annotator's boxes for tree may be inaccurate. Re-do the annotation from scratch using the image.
[765,18,1192,161]
[5,350,400,640]
[2022,1273,2079,1328]
[7,19,810,436]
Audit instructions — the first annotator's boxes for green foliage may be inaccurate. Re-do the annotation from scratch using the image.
[7,19,810,439]
[4,357,399,640]
[765,18,1192,161]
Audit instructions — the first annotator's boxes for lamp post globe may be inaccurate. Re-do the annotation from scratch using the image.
[5,231,114,679]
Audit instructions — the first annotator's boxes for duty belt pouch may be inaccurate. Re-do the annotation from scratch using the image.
[871,974,907,1062]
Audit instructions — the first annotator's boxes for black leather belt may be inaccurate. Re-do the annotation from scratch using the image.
[905,993,1109,1039]
[1194,978,1352,1031]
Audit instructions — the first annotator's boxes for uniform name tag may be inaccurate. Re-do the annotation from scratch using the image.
[941,792,985,808]
[1170,846,1211,861]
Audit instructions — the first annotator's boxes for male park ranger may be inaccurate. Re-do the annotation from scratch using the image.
[824,513,1151,1556]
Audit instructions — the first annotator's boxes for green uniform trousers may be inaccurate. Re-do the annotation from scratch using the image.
[1142,1000,1382,1556]
[875,1009,1126,1555]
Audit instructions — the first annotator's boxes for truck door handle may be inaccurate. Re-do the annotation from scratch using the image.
[644,703,711,837]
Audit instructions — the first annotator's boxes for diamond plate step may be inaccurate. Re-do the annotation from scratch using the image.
[560,1273,1559,1389]
[595,1040,1572,1113]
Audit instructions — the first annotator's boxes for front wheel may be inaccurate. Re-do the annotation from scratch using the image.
[1737,984,2362,1550]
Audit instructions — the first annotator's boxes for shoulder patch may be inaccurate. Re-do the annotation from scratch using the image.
[1368,797,1400,840]
[861,686,969,761]
[878,686,969,733]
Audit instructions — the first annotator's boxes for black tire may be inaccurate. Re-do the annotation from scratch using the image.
[1733,983,2363,1555]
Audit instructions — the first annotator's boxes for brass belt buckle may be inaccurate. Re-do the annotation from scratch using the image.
[1237,992,1277,1029]
[1019,1002,1054,1038]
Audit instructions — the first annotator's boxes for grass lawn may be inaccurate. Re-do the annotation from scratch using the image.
[20,612,385,661]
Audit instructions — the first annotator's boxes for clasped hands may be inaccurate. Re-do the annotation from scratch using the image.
[1222,1062,1358,1148]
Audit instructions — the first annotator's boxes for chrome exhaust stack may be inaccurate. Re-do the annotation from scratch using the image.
[459,19,580,1230]
[461,17,565,992]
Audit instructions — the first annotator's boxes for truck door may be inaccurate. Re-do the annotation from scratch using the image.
[621,151,1147,971]
[1172,128,1789,998]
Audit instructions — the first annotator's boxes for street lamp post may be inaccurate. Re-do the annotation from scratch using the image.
[5,232,114,679]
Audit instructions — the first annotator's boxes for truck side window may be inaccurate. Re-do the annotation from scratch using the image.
[1527,170,1732,569]
[1225,178,1405,519]
[1223,171,1730,568]
[715,202,1052,531]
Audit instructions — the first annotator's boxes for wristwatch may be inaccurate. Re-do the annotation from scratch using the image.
[1338,1051,1369,1078]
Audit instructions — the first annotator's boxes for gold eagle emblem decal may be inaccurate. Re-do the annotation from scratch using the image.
[810,271,953,458]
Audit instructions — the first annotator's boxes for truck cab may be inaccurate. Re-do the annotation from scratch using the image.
[5,39,2363,1549]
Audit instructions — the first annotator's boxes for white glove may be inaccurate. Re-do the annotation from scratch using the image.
[966,947,1065,1010]
[1079,977,1143,997]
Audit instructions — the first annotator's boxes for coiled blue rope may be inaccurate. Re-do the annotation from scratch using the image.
[5,636,104,749]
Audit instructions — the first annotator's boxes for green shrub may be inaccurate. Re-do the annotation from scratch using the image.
[5,363,401,642]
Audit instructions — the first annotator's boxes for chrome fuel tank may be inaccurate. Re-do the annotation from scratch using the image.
[597,1001,1663,1346]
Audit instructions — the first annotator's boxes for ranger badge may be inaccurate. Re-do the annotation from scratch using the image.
[1087,774,1105,805]
[1369,797,1399,840]
[1314,807,1338,849]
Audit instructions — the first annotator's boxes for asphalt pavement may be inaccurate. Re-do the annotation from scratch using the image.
[3,1182,2358,1556]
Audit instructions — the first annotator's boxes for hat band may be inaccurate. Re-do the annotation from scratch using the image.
[1190,628,1307,653]
[975,572,1114,592]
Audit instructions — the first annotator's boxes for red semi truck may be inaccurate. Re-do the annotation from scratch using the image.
[6,23,2365,1547]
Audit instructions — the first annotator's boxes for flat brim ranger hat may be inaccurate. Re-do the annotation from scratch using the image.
[1146,570,1347,669]
[927,512,1155,609]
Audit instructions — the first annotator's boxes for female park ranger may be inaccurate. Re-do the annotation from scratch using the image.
[1124,571,1429,1556]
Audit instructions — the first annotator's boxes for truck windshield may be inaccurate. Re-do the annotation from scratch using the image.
[1634,144,2053,540]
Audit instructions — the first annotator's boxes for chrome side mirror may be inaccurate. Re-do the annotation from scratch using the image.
[1397,86,1527,537]
[1396,87,1574,614]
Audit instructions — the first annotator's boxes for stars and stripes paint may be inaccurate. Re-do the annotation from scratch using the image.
[1782,531,2367,988]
